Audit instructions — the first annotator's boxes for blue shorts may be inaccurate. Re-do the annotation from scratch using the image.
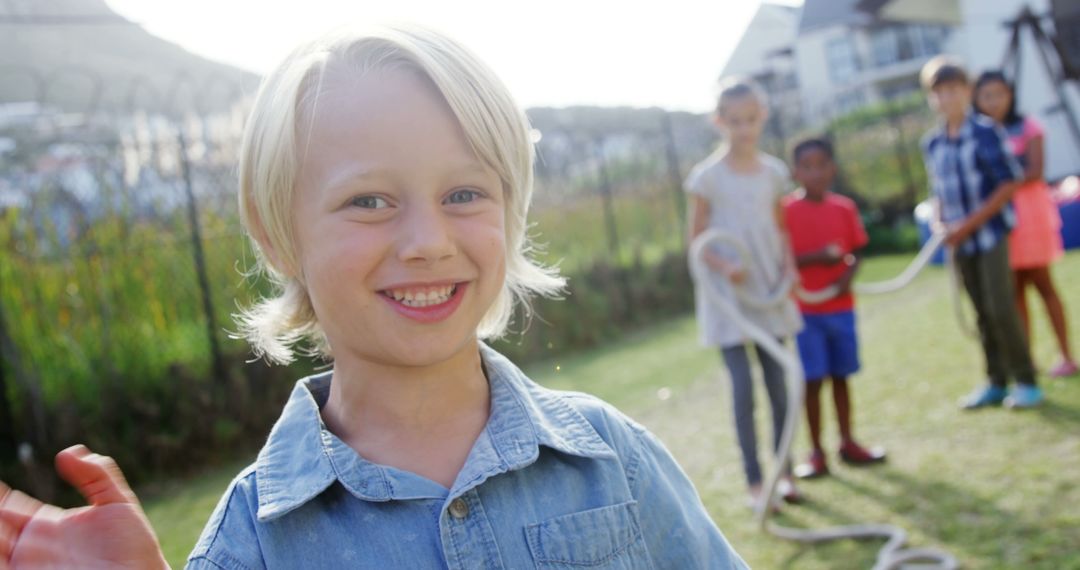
[796,310,860,381]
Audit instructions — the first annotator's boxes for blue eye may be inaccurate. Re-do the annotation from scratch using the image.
[350,195,389,209]
[446,189,481,204]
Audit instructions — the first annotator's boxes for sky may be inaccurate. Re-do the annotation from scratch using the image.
[103,0,802,113]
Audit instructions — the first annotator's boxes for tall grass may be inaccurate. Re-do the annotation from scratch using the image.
[0,208,252,412]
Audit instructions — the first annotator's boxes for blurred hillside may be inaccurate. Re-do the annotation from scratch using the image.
[0,0,260,114]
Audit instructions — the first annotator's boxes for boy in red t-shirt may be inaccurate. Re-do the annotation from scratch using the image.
[783,138,886,479]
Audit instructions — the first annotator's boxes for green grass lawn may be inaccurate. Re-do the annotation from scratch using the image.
[143,250,1080,569]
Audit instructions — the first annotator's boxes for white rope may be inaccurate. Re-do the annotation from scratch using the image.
[787,231,978,339]
[711,231,960,310]
[794,232,945,301]
[690,228,960,570]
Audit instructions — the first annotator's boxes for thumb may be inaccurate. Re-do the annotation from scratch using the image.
[55,445,138,507]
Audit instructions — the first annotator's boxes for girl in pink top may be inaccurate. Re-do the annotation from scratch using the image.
[974,71,1076,377]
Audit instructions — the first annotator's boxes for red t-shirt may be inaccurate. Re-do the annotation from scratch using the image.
[783,191,868,314]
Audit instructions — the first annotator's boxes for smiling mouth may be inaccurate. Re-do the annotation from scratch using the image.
[379,284,460,308]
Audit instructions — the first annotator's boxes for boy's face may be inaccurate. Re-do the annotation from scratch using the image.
[715,96,767,150]
[291,68,507,367]
[793,147,835,198]
[928,80,972,120]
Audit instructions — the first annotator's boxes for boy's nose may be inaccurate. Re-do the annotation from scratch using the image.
[396,205,457,265]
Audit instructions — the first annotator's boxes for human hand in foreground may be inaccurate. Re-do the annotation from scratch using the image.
[702,251,747,284]
[0,445,168,570]
[726,267,748,285]
[833,270,855,295]
[944,220,972,248]
[818,243,844,265]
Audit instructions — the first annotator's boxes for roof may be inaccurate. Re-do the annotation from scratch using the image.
[797,0,872,34]
[721,3,800,77]
[853,0,961,25]
[855,0,891,13]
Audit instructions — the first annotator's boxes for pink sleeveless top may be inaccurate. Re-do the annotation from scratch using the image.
[1007,116,1063,269]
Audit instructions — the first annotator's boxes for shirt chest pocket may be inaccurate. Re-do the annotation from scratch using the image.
[525,501,654,569]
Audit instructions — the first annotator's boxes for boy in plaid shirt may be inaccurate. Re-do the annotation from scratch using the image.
[920,56,1041,409]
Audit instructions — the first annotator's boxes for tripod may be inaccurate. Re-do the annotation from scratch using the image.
[1001,5,1080,157]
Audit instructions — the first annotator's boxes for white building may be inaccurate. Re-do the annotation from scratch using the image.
[793,0,953,119]
[722,3,801,80]
[721,1,954,126]
[860,0,1080,179]
[721,3,802,138]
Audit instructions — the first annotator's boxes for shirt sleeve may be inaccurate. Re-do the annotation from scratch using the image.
[978,123,1023,187]
[626,424,750,569]
[684,164,708,197]
[1024,116,1045,140]
[186,478,267,570]
[920,132,942,200]
[848,202,869,250]
[770,157,794,199]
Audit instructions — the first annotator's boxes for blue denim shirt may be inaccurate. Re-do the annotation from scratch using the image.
[186,345,746,569]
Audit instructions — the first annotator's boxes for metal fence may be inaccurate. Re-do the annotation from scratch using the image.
[0,69,254,477]
[0,65,936,490]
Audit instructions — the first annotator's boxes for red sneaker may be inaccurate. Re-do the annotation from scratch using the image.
[794,450,829,479]
[838,441,887,465]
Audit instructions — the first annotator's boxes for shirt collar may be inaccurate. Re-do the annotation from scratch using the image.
[935,112,976,142]
[254,344,614,521]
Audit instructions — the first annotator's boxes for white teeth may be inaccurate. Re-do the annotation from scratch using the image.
[384,284,457,308]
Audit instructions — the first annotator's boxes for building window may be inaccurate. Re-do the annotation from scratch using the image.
[826,37,859,84]
[834,88,867,114]
[909,25,946,58]
[870,25,947,68]
[872,27,900,66]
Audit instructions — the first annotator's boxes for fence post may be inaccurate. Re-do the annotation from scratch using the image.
[0,283,45,459]
[767,104,788,164]
[0,302,16,462]
[177,129,228,389]
[593,138,622,260]
[592,137,635,319]
[660,112,686,247]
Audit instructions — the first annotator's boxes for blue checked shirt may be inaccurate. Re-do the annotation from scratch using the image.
[186,344,746,569]
[921,113,1022,256]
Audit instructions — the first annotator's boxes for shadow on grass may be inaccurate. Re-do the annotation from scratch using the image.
[1032,399,1080,428]
[773,466,1073,569]
[767,498,880,569]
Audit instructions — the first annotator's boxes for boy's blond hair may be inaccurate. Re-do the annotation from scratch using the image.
[920,55,969,91]
[236,25,565,364]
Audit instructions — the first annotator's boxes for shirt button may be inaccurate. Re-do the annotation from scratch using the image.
[448,498,469,519]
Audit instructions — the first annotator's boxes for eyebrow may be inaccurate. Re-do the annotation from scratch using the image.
[319,166,389,196]
[319,159,495,196]
[446,160,495,178]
